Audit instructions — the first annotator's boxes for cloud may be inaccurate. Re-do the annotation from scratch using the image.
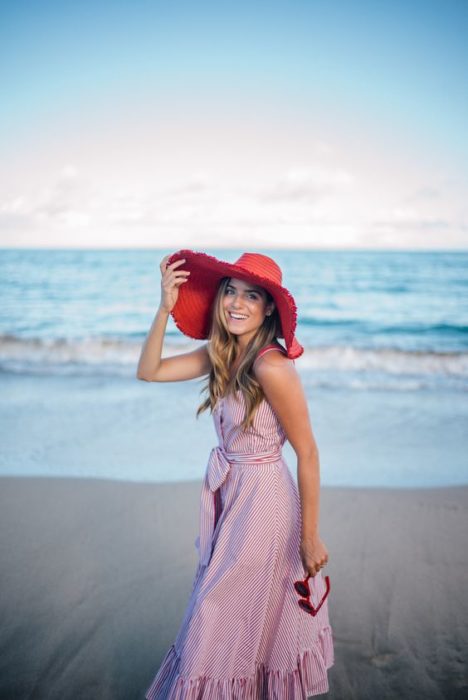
[162,171,217,197]
[0,165,92,226]
[0,162,466,249]
[402,186,441,203]
[251,166,355,203]
[34,165,91,221]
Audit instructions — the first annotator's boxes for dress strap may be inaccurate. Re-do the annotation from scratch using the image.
[254,343,288,363]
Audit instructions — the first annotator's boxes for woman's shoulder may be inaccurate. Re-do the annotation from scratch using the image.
[253,341,296,399]
[254,341,288,362]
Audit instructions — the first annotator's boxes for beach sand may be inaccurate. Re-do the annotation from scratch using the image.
[0,476,466,699]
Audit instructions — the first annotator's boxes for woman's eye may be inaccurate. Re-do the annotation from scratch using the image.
[225,288,258,300]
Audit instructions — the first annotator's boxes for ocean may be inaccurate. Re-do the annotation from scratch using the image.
[1,247,467,487]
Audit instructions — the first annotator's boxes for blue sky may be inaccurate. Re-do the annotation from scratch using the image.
[1,0,467,249]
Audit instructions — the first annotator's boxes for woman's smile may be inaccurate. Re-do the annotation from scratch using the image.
[227,311,249,322]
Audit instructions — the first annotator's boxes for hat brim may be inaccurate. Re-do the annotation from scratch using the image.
[166,249,304,359]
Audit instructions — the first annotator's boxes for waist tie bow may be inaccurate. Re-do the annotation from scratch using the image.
[196,445,283,567]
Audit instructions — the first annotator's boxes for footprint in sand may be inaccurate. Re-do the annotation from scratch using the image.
[370,652,398,667]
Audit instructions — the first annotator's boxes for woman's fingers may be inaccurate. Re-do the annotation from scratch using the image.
[164,267,191,284]
[170,276,190,287]
[160,255,185,271]
[300,535,329,578]
[158,255,191,313]
[159,254,171,273]
[160,256,190,280]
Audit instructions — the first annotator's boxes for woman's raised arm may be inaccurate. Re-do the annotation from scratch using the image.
[136,254,211,382]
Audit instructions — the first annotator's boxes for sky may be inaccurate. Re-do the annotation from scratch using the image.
[0,0,467,250]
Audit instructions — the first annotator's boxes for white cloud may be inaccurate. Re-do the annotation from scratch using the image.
[0,143,466,249]
[402,186,441,203]
[251,165,355,203]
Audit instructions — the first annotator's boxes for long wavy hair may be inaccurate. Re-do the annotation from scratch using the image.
[196,276,282,431]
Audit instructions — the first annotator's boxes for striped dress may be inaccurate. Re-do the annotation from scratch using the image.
[145,342,334,699]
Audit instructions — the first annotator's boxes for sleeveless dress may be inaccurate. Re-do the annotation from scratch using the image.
[145,343,334,699]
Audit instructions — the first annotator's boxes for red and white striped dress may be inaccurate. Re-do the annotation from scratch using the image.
[145,342,334,699]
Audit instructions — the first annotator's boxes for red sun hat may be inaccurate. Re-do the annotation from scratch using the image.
[166,249,304,360]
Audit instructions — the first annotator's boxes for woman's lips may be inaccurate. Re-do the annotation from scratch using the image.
[228,312,248,321]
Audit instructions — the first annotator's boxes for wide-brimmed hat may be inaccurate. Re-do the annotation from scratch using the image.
[165,249,304,359]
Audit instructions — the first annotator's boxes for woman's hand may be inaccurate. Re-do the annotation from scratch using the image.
[300,533,329,578]
[159,254,191,313]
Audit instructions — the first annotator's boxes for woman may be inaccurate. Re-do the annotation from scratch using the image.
[138,249,334,698]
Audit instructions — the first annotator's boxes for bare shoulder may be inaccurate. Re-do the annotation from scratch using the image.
[253,347,297,389]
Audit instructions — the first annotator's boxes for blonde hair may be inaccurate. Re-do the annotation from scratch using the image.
[196,276,282,431]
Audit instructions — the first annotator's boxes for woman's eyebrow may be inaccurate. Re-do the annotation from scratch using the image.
[227,283,260,293]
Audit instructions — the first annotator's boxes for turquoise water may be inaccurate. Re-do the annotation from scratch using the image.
[1,248,467,487]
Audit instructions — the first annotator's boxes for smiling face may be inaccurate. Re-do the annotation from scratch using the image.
[222,277,275,346]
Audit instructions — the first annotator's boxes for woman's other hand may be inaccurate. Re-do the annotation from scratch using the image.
[300,533,329,578]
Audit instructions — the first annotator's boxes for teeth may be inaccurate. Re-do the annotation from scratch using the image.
[229,312,247,319]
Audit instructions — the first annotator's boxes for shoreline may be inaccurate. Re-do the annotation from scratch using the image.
[2,371,467,488]
[3,472,468,488]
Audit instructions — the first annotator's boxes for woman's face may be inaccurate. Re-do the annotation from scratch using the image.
[222,277,274,343]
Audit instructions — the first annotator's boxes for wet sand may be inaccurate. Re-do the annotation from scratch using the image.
[0,476,466,699]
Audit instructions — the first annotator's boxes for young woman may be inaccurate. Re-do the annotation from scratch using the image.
[138,249,334,698]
